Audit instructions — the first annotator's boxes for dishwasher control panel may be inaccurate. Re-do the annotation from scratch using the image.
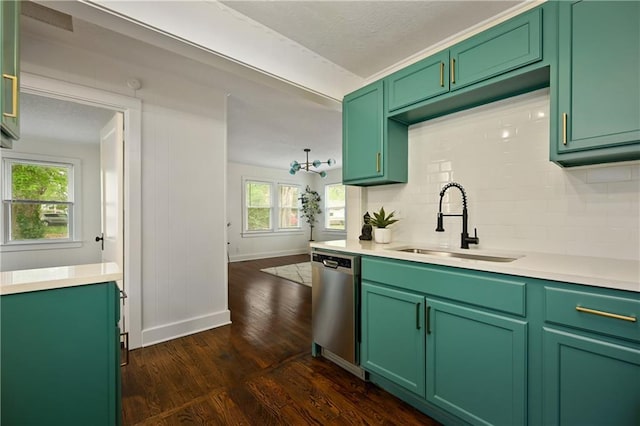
[312,253,352,269]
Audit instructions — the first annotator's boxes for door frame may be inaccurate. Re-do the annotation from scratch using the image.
[21,72,143,349]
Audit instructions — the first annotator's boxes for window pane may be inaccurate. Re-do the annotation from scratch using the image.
[10,202,69,240]
[247,207,271,231]
[279,185,300,229]
[325,184,346,230]
[247,182,271,207]
[11,163,69,202]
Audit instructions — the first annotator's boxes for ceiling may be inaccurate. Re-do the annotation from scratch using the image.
[20,0,526,169]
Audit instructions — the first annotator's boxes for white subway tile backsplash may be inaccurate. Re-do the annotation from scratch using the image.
[366,89,640,260]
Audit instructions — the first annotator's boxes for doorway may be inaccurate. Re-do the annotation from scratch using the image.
[18,72,143,349]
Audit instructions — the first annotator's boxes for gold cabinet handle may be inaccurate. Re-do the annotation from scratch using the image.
[576,306,637,322]
[376,152,381,173]
[562,113,568,145]
[439,62,444,87]
[2,74,18,118]
[450,59,456,84]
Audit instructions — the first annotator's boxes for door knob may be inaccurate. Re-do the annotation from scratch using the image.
[95,233,104,250]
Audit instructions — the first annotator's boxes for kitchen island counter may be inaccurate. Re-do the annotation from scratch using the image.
[0,262,122,295]
[310,240,639,293]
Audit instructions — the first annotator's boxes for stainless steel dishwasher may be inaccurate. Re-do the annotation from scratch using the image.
[311,250,365,379]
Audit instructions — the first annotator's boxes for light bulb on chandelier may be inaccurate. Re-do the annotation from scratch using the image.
[289,148,336,179]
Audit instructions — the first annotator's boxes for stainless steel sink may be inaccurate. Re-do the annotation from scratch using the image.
[395,248,520,263]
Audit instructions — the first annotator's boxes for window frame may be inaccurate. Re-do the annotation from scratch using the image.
[277,183,302,231]
[324,182,346,232]
[242,177,303,237]
[1,151,82,251]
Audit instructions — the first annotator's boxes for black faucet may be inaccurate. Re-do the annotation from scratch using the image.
[436,182,479,249]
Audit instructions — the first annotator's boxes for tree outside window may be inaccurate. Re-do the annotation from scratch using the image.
[245,181,272,231]
[3,159,73,242]
[324,183,346,230]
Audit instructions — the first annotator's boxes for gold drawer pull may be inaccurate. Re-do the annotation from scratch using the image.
[576,306,637,322]
[562,113,568,145]
[439,62,444,87]
[2,74,18,118]
[376,152,381,173]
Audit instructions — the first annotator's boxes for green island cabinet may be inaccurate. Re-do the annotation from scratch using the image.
[1,282,122,425]
[0,0,20,148]
[360,256,640,426]
[552,1,640,166]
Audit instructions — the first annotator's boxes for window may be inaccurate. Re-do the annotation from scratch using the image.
[245,180,272,231]
[2,153,78,245]
[278,184,300,229]
[325,183,346,230]
[243,179,301,234]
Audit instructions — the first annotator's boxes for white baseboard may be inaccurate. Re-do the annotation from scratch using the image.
[141,309,231,347]
[229,248,310,263]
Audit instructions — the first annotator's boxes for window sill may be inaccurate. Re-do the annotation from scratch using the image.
[323,229,347,234]
[241,230,304,238]
[1,241,83,252]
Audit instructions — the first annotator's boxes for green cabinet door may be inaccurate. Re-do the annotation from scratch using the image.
[361,282,426,396]
[1,0,20,146]
[385,51,450,113]
[426,299,527,426]
[342,81,408,186]
[542,328,640,426]
[553,1,640,166]
[450,8,542,91]
[1,282,121,425]
[343,81,384,183]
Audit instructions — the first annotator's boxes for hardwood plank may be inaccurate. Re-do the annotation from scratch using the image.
[121,254,438,425]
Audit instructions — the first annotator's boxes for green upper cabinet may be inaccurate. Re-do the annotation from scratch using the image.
[384,6,545,119]
[1,0,20,147]
[426,299,527,426]
[450,8,542,91]
[361,281,426,397]
[552,1,640,166]
[342,81,408,186]
[385,51,450,113]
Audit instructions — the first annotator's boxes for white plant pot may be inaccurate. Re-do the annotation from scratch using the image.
[374,228,392,244]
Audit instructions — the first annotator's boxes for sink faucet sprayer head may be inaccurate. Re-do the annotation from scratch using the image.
[436,213,445,232]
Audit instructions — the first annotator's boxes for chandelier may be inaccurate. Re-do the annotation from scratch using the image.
[289,148,336,178]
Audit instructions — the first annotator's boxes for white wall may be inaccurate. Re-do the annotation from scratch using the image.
[1,137,102,270]
[20,30,230,345]
[366,89,640,261]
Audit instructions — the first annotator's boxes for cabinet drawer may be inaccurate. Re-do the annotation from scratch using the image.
[545,287,639,342]
[450,8,542,91]
[362,257,526,316]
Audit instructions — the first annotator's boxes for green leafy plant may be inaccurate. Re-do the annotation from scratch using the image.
[299,185,321,241]
[369,206,399,228]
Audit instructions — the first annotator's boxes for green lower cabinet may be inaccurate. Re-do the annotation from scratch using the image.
[1,282,121,425]
[542,328,640,426]
[426,299,528,426]
[361,282,426,396]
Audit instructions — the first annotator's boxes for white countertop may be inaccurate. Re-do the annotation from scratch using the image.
[310,240,640,293]
[0,263,123,296]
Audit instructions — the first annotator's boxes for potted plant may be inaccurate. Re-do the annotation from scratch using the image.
[369,206,399,244]
[299,185,321,241]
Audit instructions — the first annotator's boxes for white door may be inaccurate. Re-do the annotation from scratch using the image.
[100,112,125,332]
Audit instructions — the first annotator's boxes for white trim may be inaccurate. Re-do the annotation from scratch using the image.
[241,176,303,234]
[141,310,231,347]
[1,241,82,252]
[20,72,144,350]
[241,230,304,238]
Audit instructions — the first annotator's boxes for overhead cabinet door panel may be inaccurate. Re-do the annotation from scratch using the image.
[450,8,542,91]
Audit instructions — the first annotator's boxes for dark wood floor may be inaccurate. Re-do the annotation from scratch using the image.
[121,254,439,425]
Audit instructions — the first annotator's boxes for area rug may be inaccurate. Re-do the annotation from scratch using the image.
[260,262,312,287]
